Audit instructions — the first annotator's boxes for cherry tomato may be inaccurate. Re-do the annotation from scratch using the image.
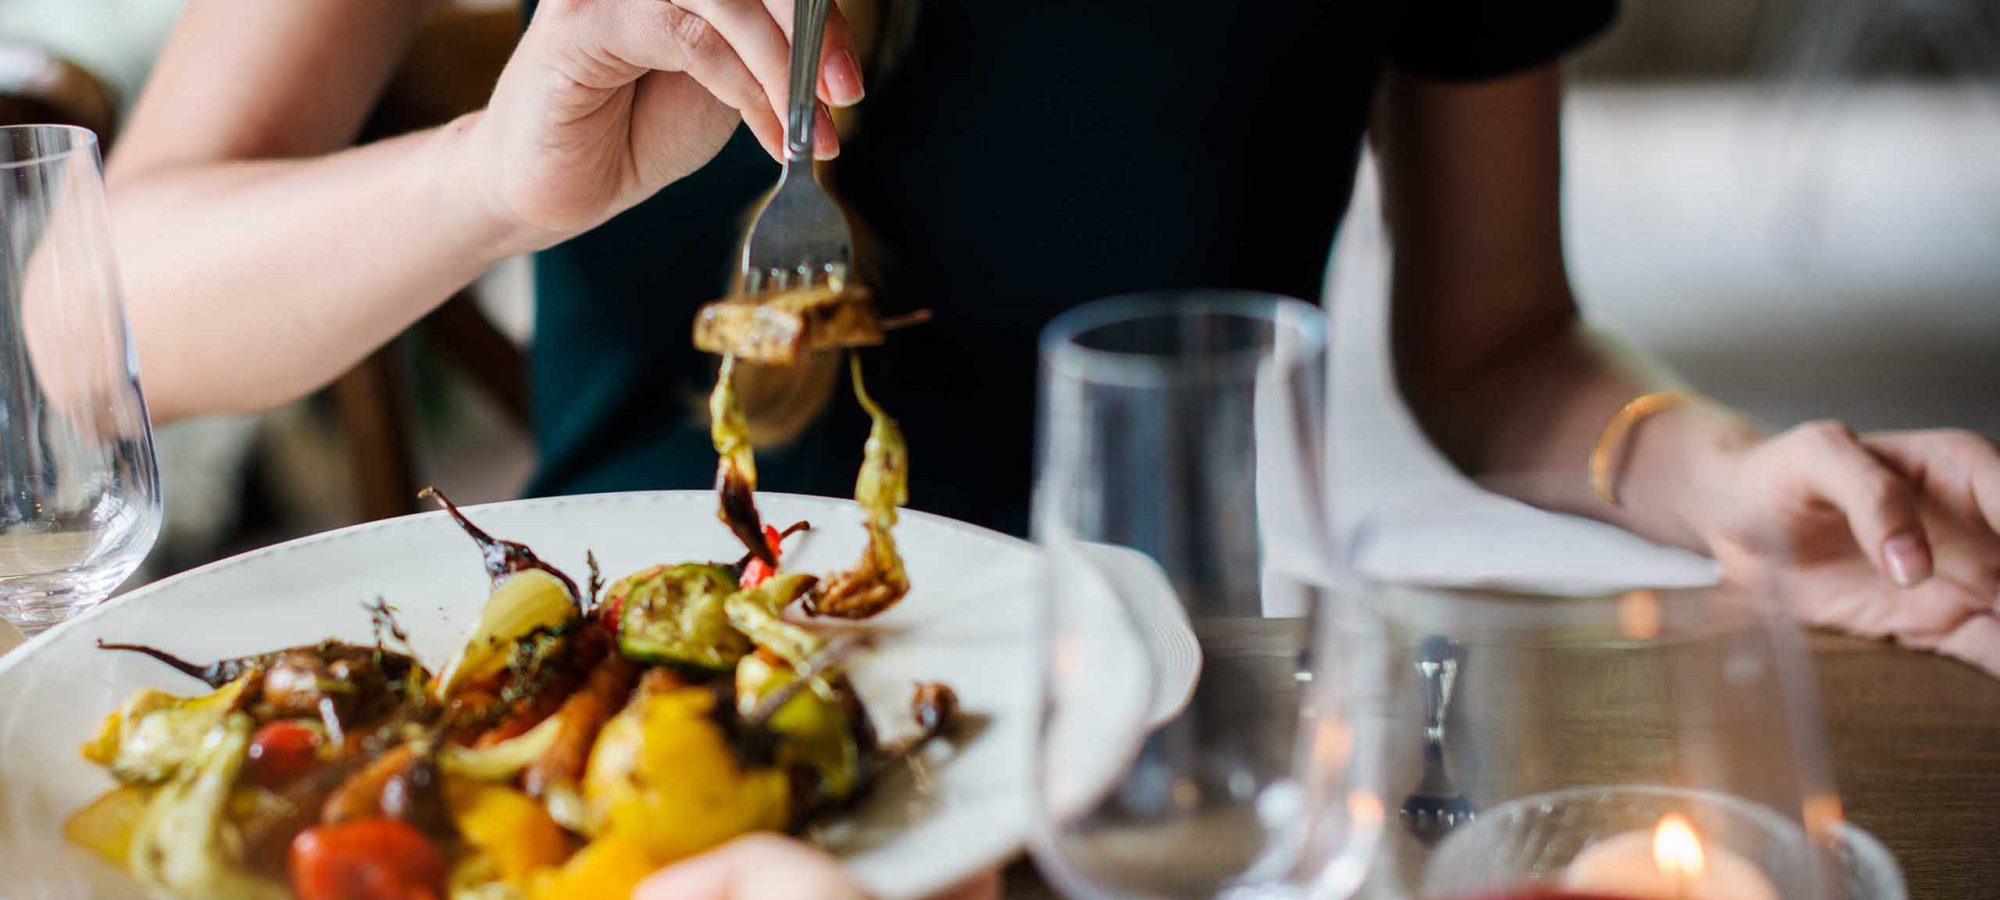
[289,818,445,900]
[244,721,321,787]
[739,524,786,589]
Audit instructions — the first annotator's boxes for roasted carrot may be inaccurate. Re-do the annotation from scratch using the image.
[522,654,641,797]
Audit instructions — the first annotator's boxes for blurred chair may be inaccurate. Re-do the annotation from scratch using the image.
[0,41,118,139]
[337,1,528,521]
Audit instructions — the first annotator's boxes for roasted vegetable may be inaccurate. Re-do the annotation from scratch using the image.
[581,682,789,859]
[808,357,912,619]
[322,744,416,825]
[525,834,654,900]
[523,653,639,799]
[692,283,884,366]
[288,817,446,900]
[723,572,824,668]
[736,653,862,805]
[378,747,454,840]
[738,525,785,589]
[421,487,582,601]
[243,721,324,788]
[439,714,563,783]
[448,784,572,888]
[63,783,156,868]
[435,568,579,700]
[81,674,254,784]
[611,562,749,670]
[710,355,776,567]
[128,713,288,899]
[96,640,423,740]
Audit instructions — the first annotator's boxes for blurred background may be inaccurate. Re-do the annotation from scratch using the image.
[0,0,1995,583]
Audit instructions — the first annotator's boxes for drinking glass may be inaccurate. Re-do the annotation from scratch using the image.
[1030,291,1381,899]
[1318,570,1902,899]
[0,125,160,635]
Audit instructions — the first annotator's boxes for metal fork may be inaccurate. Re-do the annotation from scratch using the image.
[1401,634,1474,845]
[739,0,853,293]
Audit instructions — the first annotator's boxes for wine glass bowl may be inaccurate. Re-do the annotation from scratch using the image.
[0,124,160,635]
[1324,577,1887,899]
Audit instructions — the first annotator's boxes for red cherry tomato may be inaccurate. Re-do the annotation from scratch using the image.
[244,721,321,787]
[740,524,786,589]
[289,818,445,900]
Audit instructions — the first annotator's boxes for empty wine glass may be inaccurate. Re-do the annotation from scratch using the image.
[1030,291,1381,899]
[0,125,160,635]
[1316,568,1902,899]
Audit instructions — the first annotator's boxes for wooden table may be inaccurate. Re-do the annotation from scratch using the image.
[1004,626,2000,898]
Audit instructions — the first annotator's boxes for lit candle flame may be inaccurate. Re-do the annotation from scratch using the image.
[1653,813,1707,883]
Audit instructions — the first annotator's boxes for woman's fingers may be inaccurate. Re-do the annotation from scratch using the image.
[1780,420,1933,587]
[629,72,763,182]
[673,0,799,122]
[1806,572,1988,639]
[1863,429,2000,540]
[756,0,865,107]
[586,0,832,160]
[1929,613,2000,676]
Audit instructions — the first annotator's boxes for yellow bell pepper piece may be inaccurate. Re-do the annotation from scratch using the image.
[527,835,656,900]
[63,783,156,868]
[583,685,791,865]
[450,784,574,887]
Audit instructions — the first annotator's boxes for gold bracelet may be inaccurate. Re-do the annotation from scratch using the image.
[1590,390,1699,507]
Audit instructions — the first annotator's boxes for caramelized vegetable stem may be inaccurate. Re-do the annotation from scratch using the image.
[731,520,812,570]
[95,639,220,685]
[420,486,582,603]
[711,355,777,567]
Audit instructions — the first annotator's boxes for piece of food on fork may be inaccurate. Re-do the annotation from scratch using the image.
[693,284,885,366]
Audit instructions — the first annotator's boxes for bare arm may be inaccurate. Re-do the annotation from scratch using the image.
[112,0,863,423]
[1379,64,1748,551]
[1383,65,2000,675]
[108,0,503,422]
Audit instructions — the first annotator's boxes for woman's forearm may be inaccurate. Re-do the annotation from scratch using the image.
[111,113,523,423]
[1407,317,1763,552]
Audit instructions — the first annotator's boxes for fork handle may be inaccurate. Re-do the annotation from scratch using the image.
[1417,634,1461,745]
[785,0,834,164]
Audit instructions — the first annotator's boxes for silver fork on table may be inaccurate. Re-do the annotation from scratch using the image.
[739,0,852,294]
[1401,633,1474,845]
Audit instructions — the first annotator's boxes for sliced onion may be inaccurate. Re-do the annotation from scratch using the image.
[435,569,577,699]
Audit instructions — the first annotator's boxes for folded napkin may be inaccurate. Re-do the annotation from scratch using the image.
[1348,491,1719,596]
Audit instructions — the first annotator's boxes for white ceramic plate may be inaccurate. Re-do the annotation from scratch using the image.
[0,491,1136,900]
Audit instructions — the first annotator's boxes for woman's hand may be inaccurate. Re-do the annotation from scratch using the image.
[1692,422,2000,672]
[634,834,1002,900]
[467,0,865,248]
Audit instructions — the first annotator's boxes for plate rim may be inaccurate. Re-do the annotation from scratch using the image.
[0,489,1041,679]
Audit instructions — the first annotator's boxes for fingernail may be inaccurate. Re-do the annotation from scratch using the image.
[1883,531,1932,587]
[814,104,839,159]
[823,50,865,107]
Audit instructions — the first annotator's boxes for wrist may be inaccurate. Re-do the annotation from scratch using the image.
[1616,400,1765,551]
[424,111,563,263]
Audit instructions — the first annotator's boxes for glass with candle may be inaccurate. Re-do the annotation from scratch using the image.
[1308,537,1903,899]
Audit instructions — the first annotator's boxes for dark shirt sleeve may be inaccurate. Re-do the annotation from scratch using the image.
[1388,0,1617,81]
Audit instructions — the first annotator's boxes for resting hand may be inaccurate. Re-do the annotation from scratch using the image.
[1692,423,2000,672]
[468,0,864,246]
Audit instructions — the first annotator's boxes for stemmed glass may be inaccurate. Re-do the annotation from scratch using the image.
[0,125,160,635]
[1029,291,1381,899]
[1319,564,1905,898]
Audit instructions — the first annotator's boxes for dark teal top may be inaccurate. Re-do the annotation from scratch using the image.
[524,1,1614,534]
